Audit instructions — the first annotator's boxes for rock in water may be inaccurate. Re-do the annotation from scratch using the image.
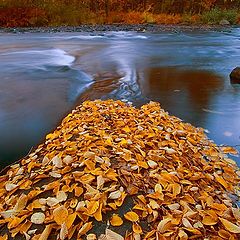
[230,67,240,84]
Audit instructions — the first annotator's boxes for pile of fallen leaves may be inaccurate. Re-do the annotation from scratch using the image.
[0,100,240,240]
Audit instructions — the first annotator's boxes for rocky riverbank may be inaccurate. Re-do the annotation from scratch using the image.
[0,24,236,34]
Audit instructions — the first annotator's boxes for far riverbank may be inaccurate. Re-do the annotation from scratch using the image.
[0,24,237,34]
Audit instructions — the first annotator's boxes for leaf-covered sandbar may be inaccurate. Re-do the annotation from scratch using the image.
[0,100,239,239]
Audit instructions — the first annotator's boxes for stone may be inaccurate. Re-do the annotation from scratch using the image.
[230,67,240,84]
[219,19,230,25]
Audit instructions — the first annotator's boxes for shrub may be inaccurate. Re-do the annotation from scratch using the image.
[143,12,156,24]
[201,8,238,24]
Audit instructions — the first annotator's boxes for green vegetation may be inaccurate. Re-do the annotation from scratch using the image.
[201,8,238,24]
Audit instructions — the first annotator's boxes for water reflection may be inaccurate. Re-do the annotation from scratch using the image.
[140,67,224,125]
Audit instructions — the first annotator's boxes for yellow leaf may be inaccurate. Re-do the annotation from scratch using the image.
[137,161,149,169]
[7,217,22,229]
[13,194,28,213]
[172,183,181,196]
[79,174,95,184]
[75,186,84,197]
[149,199,160,210]
[78,222,93,236]
[202,216,218,226]
[178,230,188,240]
[105,229,124,240]
[108,203,117,210]
[93,203,102,221]
[133,222,142,234]
[218,229,232,239]
[184,228,202,235]
[39,224,53,240]
[219,217,240,233]
[221,146,238,155]
[124,211,139,222]
[157,218,172,233]
[108,190,121,200]
[0,234,8,240]
[87,234,97,240]
[70,198,78,208]
[84,160,96,171]
[122,126,131,133]
[110,214,123,226]
[104,169,118,181]
[60,222,68,240]
[66,213,77,230]
[18,220,32,234]
[105,138,113,146]
[210,203,227,212]
[56,191,68,202]
[53,205,68,225]
[87,201,99,215]
[215,176,230,190]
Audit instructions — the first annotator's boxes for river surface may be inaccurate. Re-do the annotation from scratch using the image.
[0,29,240,169]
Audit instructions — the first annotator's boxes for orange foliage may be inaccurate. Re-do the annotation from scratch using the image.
[124,11,144,24]
[190,14,201,23]
[201,0,218,10]
[0,7,47,27]
[155,14,182,24]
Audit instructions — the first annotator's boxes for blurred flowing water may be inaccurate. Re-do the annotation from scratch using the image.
[0,29,240,169]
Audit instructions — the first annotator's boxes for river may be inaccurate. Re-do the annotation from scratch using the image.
[0,29,240,169]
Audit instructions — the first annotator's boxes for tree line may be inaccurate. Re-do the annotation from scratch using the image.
[2,0,240,14]
[0,0,240,27]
